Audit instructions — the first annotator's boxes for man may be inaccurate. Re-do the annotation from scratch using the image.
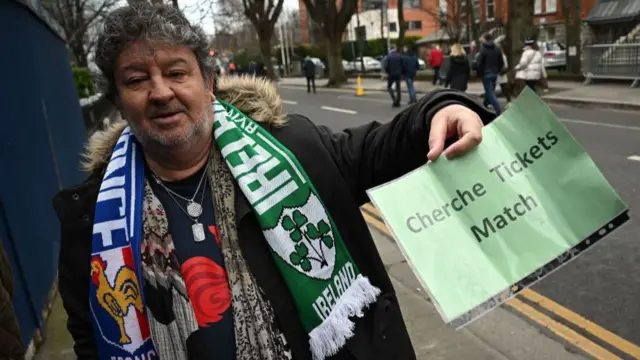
[383,47,404,107]
[402,46,419,104]
[302,56,316,94]
[53,4,494,360]
[476,33,505,115]
[0,242,24,360]
[428,45,443,86]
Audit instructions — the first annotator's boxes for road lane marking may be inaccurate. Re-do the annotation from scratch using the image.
[521,289,640,359]
[628,155,640,162]
[338,95,390,104]
[321,106,358,115]
[361,203,637,359]
[561,119,640,131]
[282,100,298,105]
[506,298,621,360]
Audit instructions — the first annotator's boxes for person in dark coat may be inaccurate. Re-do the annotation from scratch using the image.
[383,47,404,107]
[445,43,470,92]
[52,4,494,360]
[402,47,419,104]
[476,33,504,115]
[302,56,317,94]
[0,243,24,360]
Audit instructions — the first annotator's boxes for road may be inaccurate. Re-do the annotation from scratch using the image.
[277,86,640,357]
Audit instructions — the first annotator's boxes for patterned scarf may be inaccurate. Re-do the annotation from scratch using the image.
[88,100,380,360]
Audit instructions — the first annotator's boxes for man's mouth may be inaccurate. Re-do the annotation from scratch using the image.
[151,111,183,124]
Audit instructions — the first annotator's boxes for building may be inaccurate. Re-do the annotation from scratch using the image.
[462,0,639,43]
[298,0,444,43]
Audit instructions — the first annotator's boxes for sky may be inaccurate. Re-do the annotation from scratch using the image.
[180,0,300,35]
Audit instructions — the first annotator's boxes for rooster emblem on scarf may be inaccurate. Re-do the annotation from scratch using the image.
[90,256,145,344]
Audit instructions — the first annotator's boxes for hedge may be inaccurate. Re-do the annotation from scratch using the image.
[72,66,96,98]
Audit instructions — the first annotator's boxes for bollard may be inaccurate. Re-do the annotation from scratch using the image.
[356,75,364,96]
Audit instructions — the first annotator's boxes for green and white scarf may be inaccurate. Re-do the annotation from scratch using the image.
[213,100,380,360]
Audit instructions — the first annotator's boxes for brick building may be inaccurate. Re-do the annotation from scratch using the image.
[298,0,445,43]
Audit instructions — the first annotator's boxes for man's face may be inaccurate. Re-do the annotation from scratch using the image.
[114,41,214,148]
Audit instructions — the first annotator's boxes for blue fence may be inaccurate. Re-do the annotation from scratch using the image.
[0,0,86,349]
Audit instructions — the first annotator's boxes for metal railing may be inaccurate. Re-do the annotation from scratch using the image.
[582,42,640,88]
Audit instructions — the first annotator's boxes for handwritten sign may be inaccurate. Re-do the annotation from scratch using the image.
[367,88,629,327]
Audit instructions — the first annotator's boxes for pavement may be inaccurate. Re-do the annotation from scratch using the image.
[278,77,640,111]
[35,86,640,360]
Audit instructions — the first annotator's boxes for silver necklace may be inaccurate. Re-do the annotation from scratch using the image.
[151,164,210,242]
[151,164,208,218]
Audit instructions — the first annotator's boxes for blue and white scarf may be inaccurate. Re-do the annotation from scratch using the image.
[89,126,158,359]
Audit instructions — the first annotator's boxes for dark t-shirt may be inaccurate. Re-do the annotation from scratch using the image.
[147,164,236,359]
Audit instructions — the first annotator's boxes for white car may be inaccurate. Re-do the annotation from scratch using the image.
[342,60,355,72]
[353,57,382,72]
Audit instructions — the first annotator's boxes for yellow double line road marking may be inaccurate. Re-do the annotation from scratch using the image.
[361,203,640,360]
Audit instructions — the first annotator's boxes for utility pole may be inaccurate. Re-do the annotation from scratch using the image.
[279,22,287,76]
[355,2,365,73]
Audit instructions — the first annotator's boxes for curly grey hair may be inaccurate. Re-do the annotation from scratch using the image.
[95,4,215,103]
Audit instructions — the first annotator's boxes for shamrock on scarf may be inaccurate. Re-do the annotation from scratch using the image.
[283,210,333,272]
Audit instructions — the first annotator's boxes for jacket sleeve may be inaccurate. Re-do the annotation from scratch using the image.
[314,89,496,206]
[515,50,532,71]
[53,187,100,360]
[475,50,485,76]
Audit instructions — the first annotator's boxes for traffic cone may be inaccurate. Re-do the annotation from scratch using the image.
[356,75,364,96]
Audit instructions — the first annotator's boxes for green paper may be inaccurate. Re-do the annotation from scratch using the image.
[367,88,628,326]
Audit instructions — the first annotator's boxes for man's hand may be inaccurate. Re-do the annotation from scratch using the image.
[427,104,484,161]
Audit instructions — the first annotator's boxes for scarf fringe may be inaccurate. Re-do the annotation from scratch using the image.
[308,275,381,360]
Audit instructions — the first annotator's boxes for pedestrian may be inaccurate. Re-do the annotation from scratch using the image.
[444,43,470,92]
[302,56,316,94]
[0,243,24,360]
[476,33,505,115]
[383,46,404,107]
[402,46,419,104]
[53,4,493,360]
[496,44,512,105]
[514,38,544,93]
[428,44,444,85]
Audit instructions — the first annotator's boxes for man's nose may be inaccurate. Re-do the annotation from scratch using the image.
[148,76,174,103]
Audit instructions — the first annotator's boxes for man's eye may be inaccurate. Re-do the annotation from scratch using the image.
[126,77,146,85]
[169,72,186,79]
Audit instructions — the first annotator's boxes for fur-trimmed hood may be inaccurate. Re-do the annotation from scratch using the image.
[82,75,286,173]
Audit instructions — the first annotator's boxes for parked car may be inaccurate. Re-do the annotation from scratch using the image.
[353,56,382,72]
[342,59,355,73]
[309,57,326,78]
[539,41,566,71]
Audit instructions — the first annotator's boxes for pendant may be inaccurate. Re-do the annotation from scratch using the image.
[187,201,203,217]
[192,223,206,242]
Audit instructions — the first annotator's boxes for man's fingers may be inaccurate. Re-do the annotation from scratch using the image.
[443,130,482,158]
[427,115,448,161]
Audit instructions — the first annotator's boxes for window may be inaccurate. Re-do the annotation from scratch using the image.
[545,0,557,12]
[406,0,421,8]
[485,0,495,20]
[472,0,480,23]
[407,20,422,30]
[389,22,397,32]
[439,0,447,14]
[534,0,542,14]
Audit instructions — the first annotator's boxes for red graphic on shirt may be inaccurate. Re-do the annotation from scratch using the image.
[209,225,221,246]
[181,256,231,327]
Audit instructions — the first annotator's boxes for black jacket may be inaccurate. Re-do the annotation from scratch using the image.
[402,53,420,78]
[53,77,495,360]
[384,51,404,78]
[303,59,316,78]
[445,55,471,92]
[476,41,504,77]
[0,243,24,360]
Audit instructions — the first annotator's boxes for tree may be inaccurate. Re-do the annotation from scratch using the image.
[503,0,535,85]
[396,0,406,50]
[561,0,581,73]
[242,0,285,79]
[424,0,466,43]
[301,0,357,85]
[43,0,119,67]
[127,0,179,9]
